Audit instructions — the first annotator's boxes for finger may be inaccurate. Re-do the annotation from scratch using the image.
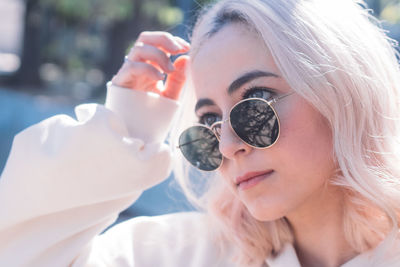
[173,36,191,50]
[112,61,164,88]
[128,43,175,73]
[125,60,165,81]
[138,31,190,55]
[163,55,189,100]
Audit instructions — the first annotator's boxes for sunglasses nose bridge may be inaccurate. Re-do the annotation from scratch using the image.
[210,118,229,141]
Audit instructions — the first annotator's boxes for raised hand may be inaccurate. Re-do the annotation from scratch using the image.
[111,31,190,100]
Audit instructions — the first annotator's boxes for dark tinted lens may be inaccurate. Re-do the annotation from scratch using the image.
[178,126,222,171]
[230,99,279,148]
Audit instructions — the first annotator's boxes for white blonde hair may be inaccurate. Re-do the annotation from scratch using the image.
[169,0,400,265]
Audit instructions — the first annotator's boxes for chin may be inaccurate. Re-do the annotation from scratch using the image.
[245,202,287,222]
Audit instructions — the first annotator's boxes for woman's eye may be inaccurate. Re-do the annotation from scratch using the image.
[242,87,273,100]
[199,113,221,126]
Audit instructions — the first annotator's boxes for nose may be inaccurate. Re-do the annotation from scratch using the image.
[218,119,252,160]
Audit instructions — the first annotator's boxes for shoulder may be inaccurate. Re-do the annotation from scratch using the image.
[86,212,237,267]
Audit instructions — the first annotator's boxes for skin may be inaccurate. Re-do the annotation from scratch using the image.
[191,24,357,267]
[112,26,358,267]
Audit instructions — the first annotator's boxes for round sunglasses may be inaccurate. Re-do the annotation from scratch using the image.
[178,92,293,171]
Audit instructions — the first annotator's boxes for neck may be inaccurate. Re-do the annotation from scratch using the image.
[286,185,358,267]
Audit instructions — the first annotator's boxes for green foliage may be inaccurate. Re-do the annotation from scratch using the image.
[380,1,400,23]
[38,0,134,23]
[192,0,214,6]
[157,7,183,26]
[33,0,190,98]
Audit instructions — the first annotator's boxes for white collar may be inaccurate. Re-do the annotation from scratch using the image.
[265,243,301,267]
[265,233,400,267]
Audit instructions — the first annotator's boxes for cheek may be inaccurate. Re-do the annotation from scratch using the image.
[248,102,336,220]
[217,99,337,221]
[278,100,335,172]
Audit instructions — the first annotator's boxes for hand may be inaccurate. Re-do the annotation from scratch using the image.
[111,31,190,100]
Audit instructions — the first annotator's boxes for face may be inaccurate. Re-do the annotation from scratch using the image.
[190,23,337,221]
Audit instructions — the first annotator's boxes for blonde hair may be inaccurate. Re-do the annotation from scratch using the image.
[169,0,400,265]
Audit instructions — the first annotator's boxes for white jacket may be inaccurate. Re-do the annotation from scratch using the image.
[0,84,399,267]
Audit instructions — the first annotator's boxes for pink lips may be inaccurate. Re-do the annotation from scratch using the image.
[235,170,274,190]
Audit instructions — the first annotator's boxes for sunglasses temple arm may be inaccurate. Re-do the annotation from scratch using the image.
[274,92,295,102]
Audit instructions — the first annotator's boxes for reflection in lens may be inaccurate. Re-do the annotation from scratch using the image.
[179,126,222,171]
[230,99,279,148]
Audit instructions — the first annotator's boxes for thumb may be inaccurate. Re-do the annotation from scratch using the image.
[163,55,189,100]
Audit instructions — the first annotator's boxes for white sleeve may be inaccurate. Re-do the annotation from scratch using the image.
[73,212,235,267]
[0,83,180,267]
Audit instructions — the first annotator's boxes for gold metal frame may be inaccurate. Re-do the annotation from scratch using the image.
[177,92,294,171]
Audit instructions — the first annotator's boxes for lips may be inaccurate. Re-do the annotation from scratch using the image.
[235,170,274,190]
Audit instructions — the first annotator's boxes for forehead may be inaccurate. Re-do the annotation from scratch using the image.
[190,23,280,99]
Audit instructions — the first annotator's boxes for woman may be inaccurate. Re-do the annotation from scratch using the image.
[1,0,400,266]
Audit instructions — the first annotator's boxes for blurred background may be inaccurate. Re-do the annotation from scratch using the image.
[0,0,399,222]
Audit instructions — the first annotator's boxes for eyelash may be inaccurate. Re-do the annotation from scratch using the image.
[241,86,275,100]
[198,87,275,126]
[198,112,221,126]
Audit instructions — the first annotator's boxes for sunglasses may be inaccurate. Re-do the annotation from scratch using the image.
[177,92,293,171]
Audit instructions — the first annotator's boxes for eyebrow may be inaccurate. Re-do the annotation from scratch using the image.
[228,70,279,95]
[195,98,215,112]
[194,70,279,112]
